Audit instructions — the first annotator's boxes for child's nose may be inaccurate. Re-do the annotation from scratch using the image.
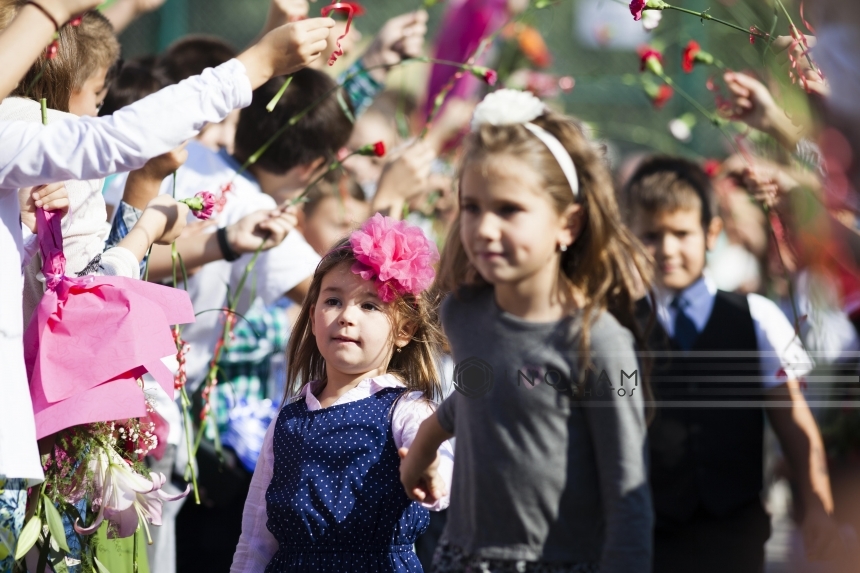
[475,213,500,240]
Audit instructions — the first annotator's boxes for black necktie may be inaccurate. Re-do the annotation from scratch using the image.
[671,296,698,351]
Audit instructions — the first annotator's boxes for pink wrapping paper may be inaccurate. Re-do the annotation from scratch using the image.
[24,208,194,439]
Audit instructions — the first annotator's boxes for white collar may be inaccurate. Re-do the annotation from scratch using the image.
[653,273,717,336]
[300,373,405,410]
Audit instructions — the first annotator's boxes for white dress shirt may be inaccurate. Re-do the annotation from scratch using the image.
[145,142,321,389]
[653,274,813,387]
[231,374,454,573]
[0,59,252,482]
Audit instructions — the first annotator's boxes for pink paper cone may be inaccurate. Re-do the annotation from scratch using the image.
[24,209,195,438]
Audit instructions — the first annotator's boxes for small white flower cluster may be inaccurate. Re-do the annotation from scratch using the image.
[470,89,547,131]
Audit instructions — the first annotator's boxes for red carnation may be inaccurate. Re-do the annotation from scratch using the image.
[373,141,386,157]
[470,66,498,86]
[682,40,700,73]
[46,39,59,60]
[629,0,646,21]
[638,46,664,76]
[652,85,673,109]
[702,159,721,178]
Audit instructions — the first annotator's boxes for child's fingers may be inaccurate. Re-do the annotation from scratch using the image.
[397,447,409,460]
[32,183,67,208]
[41,196,70,213]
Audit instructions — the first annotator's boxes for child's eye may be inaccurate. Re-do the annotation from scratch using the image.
[361,302,379,311]
[324,297,340,306]
[498,203,522,216]
[460,202,479,215]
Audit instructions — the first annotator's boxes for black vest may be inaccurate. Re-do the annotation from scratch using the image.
[638,290,765,525]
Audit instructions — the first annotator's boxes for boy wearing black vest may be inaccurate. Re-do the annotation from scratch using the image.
[624,157,840,572]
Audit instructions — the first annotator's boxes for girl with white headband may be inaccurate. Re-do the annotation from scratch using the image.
[400,89,655,572]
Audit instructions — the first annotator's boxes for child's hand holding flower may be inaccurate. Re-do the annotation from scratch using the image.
[19,182,69,233]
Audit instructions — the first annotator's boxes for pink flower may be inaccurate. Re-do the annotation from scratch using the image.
[349,214,439,302]
[639,46,664,75]
[630,0,647,20]
[470,66,499,86]
[182,191,216,220]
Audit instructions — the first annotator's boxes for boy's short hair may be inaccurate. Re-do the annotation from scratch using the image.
[623,156,717,228]
[99,56,164,116]
[233,69,355,175]
[156,35,237,85]
[8,5,120,112]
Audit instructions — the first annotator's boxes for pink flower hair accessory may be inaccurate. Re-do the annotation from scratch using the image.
[349,214,439,303]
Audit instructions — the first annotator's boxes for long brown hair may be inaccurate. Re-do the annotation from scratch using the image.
[436,110,654,387]
[3,3,119,112]
[286,238,444,404]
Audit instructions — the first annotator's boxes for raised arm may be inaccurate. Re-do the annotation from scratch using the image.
[0,0,100,99]
[0,18,335,189]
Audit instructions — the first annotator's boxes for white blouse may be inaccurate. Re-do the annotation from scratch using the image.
[0,59,252,482]
[231,374,454,573]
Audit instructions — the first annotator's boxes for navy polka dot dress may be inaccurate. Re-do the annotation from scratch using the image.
[264,387,429,572]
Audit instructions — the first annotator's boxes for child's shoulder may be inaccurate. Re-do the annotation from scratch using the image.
[583,308,636,351]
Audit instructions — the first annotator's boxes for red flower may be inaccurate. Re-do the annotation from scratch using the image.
[682,40,700,73]
[469,66,498,86]
[652,85,673,109]
[558,76,575,92]
[517,25,552,68]
[356,141,386,157]
[46,39,59,60]
[630,0,647,21]
[638,46,664,75]
[702,159,721,178]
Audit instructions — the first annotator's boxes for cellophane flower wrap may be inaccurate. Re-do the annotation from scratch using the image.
[349,214,439,302]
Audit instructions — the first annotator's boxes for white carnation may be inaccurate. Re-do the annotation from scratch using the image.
[470,89,546,131]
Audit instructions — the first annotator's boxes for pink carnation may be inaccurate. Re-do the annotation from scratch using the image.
[629,0,646,20]
[349,213,439,302]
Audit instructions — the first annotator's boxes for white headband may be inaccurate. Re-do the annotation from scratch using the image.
[470,89,580,198]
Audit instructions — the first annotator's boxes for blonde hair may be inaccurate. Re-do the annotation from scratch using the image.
[437,110,653,371]
[3,2,120,112]
[286,238,444,404]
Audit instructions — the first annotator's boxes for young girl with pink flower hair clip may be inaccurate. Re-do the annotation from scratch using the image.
[231,213,453,573]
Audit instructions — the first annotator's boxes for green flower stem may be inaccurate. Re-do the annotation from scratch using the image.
[657,72,743,158]
[192,238,267,458]
[661,5,768,39]
[773,0,817,72]
[179,386,200,504]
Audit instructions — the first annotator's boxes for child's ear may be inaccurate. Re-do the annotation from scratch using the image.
[394,320,418,351]
[705,216,724,251]
[558,203,584,249]
[298,157,328,183]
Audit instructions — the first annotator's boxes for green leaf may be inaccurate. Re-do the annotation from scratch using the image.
[266,76,294,113]
[42,495,70,552]
[94,555,112,573]
[336,91,355,124]
[14,515,42,560]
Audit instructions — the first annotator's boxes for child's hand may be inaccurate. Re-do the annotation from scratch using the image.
[19,183,69,233]
[398,447,446,504]
[802,504,844,561]
[225,206,298,253]
[139,143,189,181]
[361,11,428,81]
[39,0,102,23]
[238,17,336,89]
[141,195,190,245]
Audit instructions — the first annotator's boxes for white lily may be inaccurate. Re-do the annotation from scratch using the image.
[74,446,188,543]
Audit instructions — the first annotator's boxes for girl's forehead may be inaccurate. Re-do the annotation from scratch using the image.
[461,155,546,197]
[319,264,379,298]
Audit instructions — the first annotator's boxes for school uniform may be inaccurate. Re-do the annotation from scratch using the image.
[639,274,812,573]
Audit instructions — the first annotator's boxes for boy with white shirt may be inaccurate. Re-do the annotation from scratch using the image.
[625,156,841,573]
